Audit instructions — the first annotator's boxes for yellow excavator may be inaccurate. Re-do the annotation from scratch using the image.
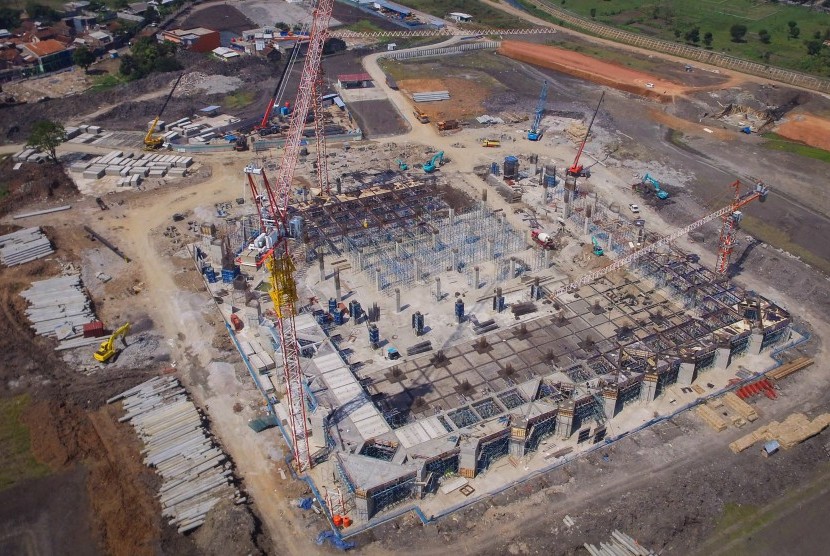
[93,323,131,363]
[144,74,184,150]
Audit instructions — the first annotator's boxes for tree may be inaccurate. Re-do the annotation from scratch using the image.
[685,27,700,45]
[27,120,65,164]
[759,29,771,44]
[806,40,823,56]
[72,46,96,73]
[730,24,748,43]
[703,31,713,47]
[787,21,801,39]
[590,8,597,18]
[0,7,21,29]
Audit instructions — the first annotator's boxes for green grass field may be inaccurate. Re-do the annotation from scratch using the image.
[762,132,830,163]
[399,0,530,29]
[224,90,255,109]
[0,395,50,491]
[518,0,830,76]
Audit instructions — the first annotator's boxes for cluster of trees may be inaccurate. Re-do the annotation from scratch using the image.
[119,37,181,80]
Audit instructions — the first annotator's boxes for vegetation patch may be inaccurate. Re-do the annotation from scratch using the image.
[224,90,255,109]
[345,20,385,34]
[514,0,830,76]
[90,74,126,92]
[762,133,830,164]
[0,395,51,491]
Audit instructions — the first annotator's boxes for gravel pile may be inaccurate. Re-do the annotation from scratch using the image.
[174,72,243,96]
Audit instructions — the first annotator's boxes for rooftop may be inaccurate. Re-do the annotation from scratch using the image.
[338,72,372,82]
[21,39,67,57]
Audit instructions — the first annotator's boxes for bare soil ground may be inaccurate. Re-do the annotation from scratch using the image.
[774,112,830,151]
[397,77,496,122]
[499,40,687,102]
[0,157,79,218]
[349,99,408,137]
[180,3,256,35]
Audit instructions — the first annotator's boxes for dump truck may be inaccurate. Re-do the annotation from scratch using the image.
[437,119,458,131]
[413,109,430,124]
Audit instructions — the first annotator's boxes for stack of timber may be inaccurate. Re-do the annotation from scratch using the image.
[19,274,100,350]
[110,377,241,533]
[0,227,54,266]
[722,392,758,422]
[729,412,830,453]
[696,405,728,432]
[766,357,814,380]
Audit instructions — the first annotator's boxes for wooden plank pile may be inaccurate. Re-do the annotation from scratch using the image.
[722,392,758,422]
[110,377,241,533]
[0,227,54,266]
[729,412,830,454]
[696,405,727,432]
[766,357,814,380]
[19,274,100,350]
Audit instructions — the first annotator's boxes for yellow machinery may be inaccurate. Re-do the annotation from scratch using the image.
[482,139,500,147]
[93,322,131,363]
[144,74,184,150]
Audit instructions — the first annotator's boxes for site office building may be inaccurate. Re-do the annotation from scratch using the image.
[158,27,220,53]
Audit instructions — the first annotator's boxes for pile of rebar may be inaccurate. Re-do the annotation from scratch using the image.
[0,227,54,266]
[584,530,655,555]
[110,377,240,534]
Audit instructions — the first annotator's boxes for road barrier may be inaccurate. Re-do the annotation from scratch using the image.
[381,41,501,61]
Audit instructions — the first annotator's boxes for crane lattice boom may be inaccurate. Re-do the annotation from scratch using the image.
[265,0,334,472]
[548,180,768,300]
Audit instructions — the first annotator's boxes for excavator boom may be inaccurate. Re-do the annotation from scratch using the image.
[93,322,131,363]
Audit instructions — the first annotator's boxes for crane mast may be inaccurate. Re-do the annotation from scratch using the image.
[527,80,548,141]
[261,0,333,472]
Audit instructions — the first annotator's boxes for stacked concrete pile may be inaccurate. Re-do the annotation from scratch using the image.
[0,227,54,266]
[65,124,105,144]
[584,530,655,556]
[239,337,276,374]
[19,273,100,350]
[69,150,193,182]
[729,412,830,453]
[110,377,240,534]
[12,148,49,164]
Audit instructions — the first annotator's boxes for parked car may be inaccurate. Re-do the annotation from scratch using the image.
[629,203,640,214]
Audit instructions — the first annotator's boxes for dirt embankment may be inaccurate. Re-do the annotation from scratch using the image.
[774,112,830,151]
[498,40,685,102]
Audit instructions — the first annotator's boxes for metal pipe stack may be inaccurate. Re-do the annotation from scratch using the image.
[0,227,54,266]
[583,530,655,556]
[19,274,99,350]
[110,377,240,534]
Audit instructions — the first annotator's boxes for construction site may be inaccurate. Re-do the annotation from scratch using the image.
[2,0,830,555]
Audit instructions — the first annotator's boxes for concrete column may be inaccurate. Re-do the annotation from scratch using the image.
[487,238,495,260]
[435,277,441,301]
[357,249,363,270]
[481,188,487,202]
[432,230,439,250]
[564,201,572,219]
[543,249,551,268]
[334,269,341,303]
[508,418,529,458]
[396,238,403,257]
[448,207,455,224]
[474,266,480,289]
[414,258,421,282]
[458,438,480,479]
[715,345,731,369]
[603,389,618,419]
[375,267,382,292]
[395,288,401,313]
[452,248,459,271]
[583,215,589,234]
[318,251,324,282]
[354,494,370,522]
[509,257,516,279]
[533,277,541,300]
[749,328,764,355]
[639,374,658,403]
[556,401,575,439]
[678,360,696,385]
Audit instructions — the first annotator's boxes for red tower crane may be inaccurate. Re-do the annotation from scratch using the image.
[567,91,604,179]
[249,0,333,472]
[715,180,769,274]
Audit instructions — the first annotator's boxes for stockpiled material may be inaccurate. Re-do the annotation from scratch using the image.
[730,412,830,453]
[110,377,241,534]
[722,392,758,422]
[0,227,54,266]
[696,405,727,432]
[19,273,100,349]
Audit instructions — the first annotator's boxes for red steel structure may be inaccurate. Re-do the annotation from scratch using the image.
[715,180,769,274]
